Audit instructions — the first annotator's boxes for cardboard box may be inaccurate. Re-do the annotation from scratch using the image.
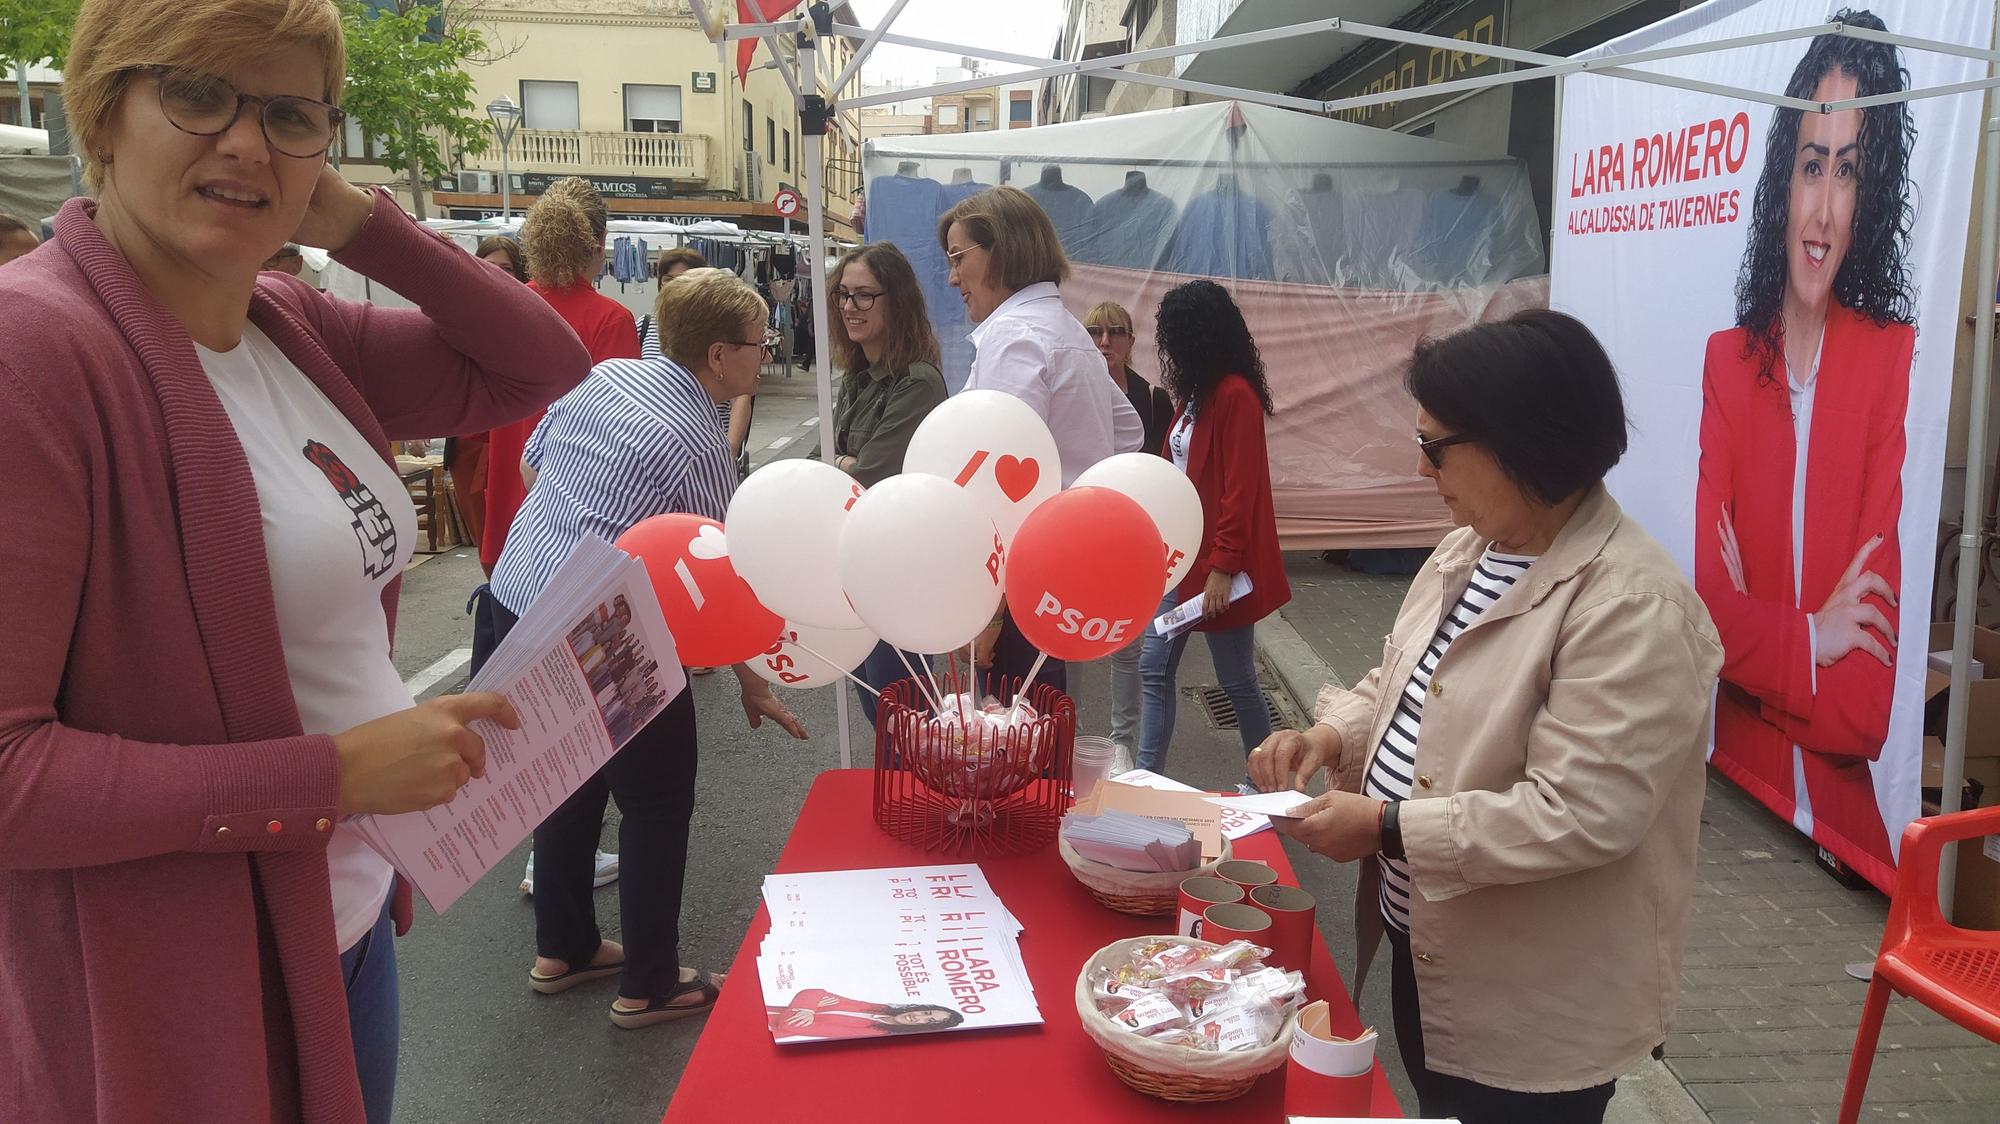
[1922,623,2000,757]
[1921,737,1997,810]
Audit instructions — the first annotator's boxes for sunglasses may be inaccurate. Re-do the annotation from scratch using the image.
[1416,430,1476,469]
[1085,325,1131,340]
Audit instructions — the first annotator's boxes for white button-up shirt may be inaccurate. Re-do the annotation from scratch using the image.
[965,282,1144,485]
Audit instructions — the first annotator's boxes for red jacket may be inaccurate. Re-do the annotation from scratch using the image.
[0,193,588,1121]
[768,989,897,1040]
[480,280,640,568]
[1168,374,1290,632]
[1695,303,1910,884]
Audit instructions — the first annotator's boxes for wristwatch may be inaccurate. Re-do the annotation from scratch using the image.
[1379,799,1406,861]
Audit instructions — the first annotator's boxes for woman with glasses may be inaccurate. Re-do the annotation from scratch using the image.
[0,1,591,1120]
[1249,311,1721,1124]
[1083,301,1175,756]
[490,268,807,1031]
[938,186,1144,695]
[1137,281,1289,778]
[828,243,947,722]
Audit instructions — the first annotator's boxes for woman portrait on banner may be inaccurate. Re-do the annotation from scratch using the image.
[1251,311,1721,1123]
[768,989,965,1040]
[1696,8,1916,884]
[828,242,948,723]
[1137,281,1290,778]
[0,0,593,1118]
[939,185,1145,696]
[485,267,807,1030]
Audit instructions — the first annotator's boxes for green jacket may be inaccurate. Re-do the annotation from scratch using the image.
[833,361,947,486]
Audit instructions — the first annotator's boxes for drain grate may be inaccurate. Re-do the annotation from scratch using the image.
[1189,685,1284,731]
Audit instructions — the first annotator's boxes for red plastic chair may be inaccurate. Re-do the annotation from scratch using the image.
[1838,805,2000,1124]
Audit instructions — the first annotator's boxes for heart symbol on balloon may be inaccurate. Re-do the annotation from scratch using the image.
[688,524,730,560]
[994,455,1040,503]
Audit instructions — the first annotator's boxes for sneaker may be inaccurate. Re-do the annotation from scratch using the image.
[520,850,622,895]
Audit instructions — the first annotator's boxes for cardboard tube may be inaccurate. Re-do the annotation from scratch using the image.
[1249,883,1316,974]
[1176,875,1244,939]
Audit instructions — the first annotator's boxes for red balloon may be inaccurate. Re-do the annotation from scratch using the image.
[1004,487,1166,662]
[616,514,783,667]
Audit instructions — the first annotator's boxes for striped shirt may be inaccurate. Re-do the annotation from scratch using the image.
[489,354,737,615]
[642,314,732,433]
[1366,546,1536,933]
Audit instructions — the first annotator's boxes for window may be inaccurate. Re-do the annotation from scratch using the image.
[1010,95,1031,124]
[973,105,993,129]
[339,114,379,162]
[767,117,777,162]
[520,80,580,130]
[1084,75,1110,115]
[782,128,792,172]
[743,99,754,151]
[936,103,960,127]
[624,84,683,133]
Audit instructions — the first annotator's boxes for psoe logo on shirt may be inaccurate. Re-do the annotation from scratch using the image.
[301,439,397,580]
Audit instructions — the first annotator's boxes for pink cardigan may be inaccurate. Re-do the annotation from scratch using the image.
[0,192,590,1122]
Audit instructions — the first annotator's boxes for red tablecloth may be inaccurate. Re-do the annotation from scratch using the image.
[664,770,1401,1122]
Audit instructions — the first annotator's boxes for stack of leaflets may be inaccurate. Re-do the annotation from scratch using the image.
[757,864,1043,1044]
[1060,809,1202,872]
[350,534,683,912]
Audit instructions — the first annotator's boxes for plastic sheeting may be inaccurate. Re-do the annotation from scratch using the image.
[0,155,77,230]
[860,100,1547,550]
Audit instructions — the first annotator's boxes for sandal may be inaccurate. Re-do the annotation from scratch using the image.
[529,948,626,995]
[608,970,725,1030]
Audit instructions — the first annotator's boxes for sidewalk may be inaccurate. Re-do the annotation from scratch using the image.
[1257,551,1999,1123]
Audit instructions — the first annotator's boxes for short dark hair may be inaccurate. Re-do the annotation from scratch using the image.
[655,246,707,282]
[1406,309,1628,506]
[0,213,35,238]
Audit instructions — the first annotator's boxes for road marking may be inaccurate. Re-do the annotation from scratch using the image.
[404,647,473,696]
[799,415,818,427]
[764,434,792,450]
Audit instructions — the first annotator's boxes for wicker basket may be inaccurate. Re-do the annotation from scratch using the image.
[1074,935,1296,1102]
[1058,834,1235,916]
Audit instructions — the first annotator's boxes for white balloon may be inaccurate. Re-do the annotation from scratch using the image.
[838,473,1005,654]
[1074,452,1206,593]
[749,620,880,690]
[726,459,865,628]
[901,389,1062,551]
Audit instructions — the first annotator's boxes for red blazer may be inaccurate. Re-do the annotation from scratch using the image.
[1168,374,1291,632]
[1695,303,1911,880]
[768,989,895,1039]
[481,280,640,567]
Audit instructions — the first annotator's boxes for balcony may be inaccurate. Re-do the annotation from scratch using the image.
[468,129,713,183]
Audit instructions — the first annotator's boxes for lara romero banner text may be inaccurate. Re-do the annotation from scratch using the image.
[1550,0,1992,894]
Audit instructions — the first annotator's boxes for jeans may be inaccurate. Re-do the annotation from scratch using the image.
[475,589,699,1003]
[1386,922,1616,1122]
[979,609,1067,702]
[1106,632,1143,751]
[341,897,399,1124]
[856,640,926,726]
[1137,594,1269,775]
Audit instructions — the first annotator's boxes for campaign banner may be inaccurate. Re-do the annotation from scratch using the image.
[1550,0,1992,892]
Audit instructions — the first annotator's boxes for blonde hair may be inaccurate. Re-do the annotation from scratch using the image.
[68,0,346,192]
[1082,301,1133,333]
[521,177,608,289]
[655,268,768,371]
[936,185,1069,292]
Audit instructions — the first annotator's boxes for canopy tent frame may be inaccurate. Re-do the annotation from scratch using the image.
[687,0,2000,914]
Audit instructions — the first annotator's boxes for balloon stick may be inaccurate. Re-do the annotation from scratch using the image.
[895,647,942,713]
[782,638,879,697]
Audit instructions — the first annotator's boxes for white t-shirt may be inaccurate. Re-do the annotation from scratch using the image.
[197,324,418,953]
[965,282,1144,485]
[1168,410,1196,474]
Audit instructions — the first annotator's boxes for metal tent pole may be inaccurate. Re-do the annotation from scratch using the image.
[796,22,853,769]
[1940,0,2000,920]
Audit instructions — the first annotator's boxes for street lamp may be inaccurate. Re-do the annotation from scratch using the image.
[485,95,522,223]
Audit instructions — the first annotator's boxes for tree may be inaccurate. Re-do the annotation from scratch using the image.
[0,0,82,127]
[338,0,490,220]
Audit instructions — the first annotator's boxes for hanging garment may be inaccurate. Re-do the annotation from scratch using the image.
[1088,180,1178,269]
[1165,184,1274,280]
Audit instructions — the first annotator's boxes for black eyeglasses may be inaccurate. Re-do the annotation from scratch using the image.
[140,66,344,159]
[833,288,882,310]
[1085,325,1131,340]
[1417,430,1476,468]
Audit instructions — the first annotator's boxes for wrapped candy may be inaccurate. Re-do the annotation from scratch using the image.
[1099,939,1305,1052]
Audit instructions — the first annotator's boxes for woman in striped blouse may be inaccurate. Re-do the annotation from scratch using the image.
[1249,311,1721,1124]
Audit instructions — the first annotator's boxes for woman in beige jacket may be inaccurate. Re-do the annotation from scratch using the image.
[1252,309,1723,1123]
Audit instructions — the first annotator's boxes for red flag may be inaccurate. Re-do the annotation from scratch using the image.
[737,0,807,85]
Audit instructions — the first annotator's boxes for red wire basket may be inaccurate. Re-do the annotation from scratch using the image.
[872,677,1074,856]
